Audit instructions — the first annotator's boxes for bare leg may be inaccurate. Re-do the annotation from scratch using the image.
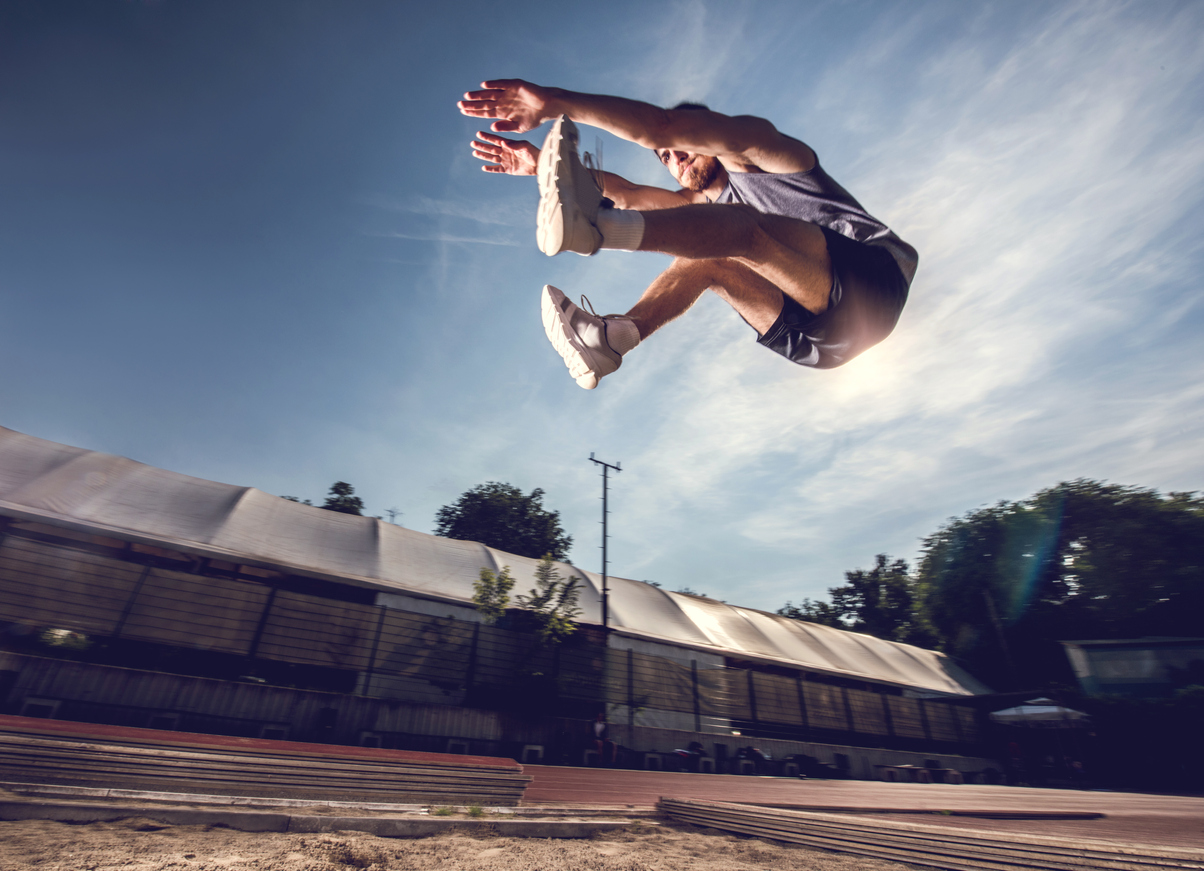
[637,204,832,315]
[625,256,792,339]
[541,204,832,388]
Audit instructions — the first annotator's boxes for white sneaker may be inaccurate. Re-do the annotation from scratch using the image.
[537,116,603,256]
[541,285,631,389]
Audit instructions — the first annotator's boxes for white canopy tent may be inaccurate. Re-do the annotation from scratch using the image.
[0,425,989,698]
[989,698,1090,727]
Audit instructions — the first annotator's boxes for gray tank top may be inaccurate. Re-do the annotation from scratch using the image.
[716,160,918,286]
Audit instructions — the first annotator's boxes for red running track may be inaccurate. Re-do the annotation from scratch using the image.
[520,763,1204,850]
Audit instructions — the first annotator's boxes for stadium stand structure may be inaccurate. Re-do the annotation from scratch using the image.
[0,426,998,779]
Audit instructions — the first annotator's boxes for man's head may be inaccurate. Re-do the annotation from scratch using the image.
[656,101,723,193]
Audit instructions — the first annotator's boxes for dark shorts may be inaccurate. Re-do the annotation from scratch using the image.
[757,226,909,369]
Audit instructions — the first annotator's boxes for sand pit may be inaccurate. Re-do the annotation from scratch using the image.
[0,816,917,871]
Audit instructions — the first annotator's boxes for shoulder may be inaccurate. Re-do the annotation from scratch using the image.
[649,107,816,174]
[720,125,816,175]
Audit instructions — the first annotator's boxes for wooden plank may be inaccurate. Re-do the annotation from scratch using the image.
[658,799,1204,871]
[0,718,530,805]
[0,716,521,770]
[0,748,529,792]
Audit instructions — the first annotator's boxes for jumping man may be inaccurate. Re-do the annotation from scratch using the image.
[458,79,918,389]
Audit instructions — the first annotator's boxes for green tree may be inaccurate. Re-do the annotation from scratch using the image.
[434,482,572,560]
[515,554,582,644]
[320,481,365,515]
[914,480,1204,690]
[777,598,844,628]
[835,555,917,640]
[472,565,514,624]
[778,555,927,642]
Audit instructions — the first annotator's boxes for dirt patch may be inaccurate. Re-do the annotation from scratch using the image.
[0,818,917,870]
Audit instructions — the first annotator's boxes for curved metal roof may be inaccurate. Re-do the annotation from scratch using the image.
[0,425,988,696]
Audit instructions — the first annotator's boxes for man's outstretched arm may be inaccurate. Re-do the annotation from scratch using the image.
[458,79,814,173]
[469,131,696,210]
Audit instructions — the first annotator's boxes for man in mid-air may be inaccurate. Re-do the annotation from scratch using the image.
[458,79,917,389]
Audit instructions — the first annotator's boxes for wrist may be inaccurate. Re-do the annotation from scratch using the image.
[543,87,572,122]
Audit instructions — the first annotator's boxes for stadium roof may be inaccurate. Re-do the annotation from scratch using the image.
[0,425,989,697]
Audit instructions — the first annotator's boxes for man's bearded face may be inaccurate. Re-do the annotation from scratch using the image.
[660,150,721,192]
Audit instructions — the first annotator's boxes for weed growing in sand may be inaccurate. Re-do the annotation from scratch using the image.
[467,805,484,818]
[432,806,455,816]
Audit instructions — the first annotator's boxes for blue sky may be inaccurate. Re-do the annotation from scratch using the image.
[2,0,1201,611]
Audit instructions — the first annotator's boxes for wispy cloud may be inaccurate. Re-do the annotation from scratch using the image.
[376,231,521,247]
[550,1,1204,604]
[328,1,1204,610]
[363,192,529,228]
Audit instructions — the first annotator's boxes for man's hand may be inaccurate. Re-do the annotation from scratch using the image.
[458,79,556,134]
[471,131,539,176]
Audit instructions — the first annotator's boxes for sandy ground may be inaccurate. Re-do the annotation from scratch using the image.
[0,817,918,871]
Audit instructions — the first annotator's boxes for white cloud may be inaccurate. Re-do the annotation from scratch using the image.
[378,231,520,247]
[363,192,529,228]
[542,1,1204,606]
[332,1,1204,611]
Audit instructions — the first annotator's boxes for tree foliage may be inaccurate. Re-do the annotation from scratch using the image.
[434,482,572,561]
[472,565,514,625]
[776,480,1204,693]
[777,597,844,628]
[321,481,365,515]
[914,480,1204,690]
[515,555,582,644]
[779,554,926,643]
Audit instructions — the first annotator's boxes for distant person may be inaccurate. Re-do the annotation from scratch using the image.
[459,79,917,388]
[592,711,616,766]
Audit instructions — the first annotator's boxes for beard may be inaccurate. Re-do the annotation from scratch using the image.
[680,155,721,192]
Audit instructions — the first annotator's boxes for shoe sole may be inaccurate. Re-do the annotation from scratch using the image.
[537,119,572,255]
[536,117,598,256]
[541,285,610,389]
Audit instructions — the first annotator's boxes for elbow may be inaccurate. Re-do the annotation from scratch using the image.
[633,108,680,151]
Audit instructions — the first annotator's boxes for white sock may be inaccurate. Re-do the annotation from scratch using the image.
[604,316,641,355]
[596,209,645,251]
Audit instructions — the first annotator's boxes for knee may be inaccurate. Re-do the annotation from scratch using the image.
[666,256,714,279]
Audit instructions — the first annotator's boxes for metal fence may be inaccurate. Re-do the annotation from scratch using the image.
[0,518,980,751]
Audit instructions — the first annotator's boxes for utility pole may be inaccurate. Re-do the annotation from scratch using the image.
[589,453,621,629]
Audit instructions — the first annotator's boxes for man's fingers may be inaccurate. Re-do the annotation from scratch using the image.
[471,138,510,155]
[458,100,496,117]
[462,89,503,102]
